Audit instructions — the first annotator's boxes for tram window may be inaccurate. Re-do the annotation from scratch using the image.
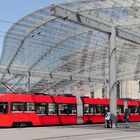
[117,106,124,114]
[137,106,140,114]
[128,106,135,114]
[0,102,8,114]
[84,104,89,114]
[36,103,47,115]
[48,103,57,115]
[11,102,24,112]
[68,104,77,115]
[134,106,139,114]
[93,105,102,114]
[84,104,95,115]
[89,105,94,114]
[25,103,35,112]
[101,106,109,115]
[136,106,140,114]
[58,104,68,115]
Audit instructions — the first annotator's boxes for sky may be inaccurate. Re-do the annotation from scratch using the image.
[0,0,64,55]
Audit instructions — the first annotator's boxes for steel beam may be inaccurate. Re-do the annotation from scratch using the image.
[51,5,111,33]
[117,27,140,44]
[51,5,140,44]
[0,67,104,82]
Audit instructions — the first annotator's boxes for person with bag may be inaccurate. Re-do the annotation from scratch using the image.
[105,110,112,128]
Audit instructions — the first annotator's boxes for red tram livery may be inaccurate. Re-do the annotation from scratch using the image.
[0,93,140,127]
[0,94,77,127]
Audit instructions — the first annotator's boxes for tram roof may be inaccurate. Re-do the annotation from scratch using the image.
[0,0,140,94]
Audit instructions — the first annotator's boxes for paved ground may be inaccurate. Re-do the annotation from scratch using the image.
[0,122,140,140]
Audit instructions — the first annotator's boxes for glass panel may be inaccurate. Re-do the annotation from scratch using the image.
[25,103,35,112]
[93,105,102,114]
[84,104,89,114]
[0,102,8,114]
[117,105,124,114]
[36,103,47,115]
[101,105,109,115]
[137,106,140,114]
[134,106,139,114]
[68,104,77,115]
[128,106,135,114]
[11,102,24,112]
[58,104,68,115]
[84,104,102,115]
[89,105,94,114]
[48,103,57,115]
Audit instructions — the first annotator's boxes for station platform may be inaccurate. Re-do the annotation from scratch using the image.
[0,122,140,140]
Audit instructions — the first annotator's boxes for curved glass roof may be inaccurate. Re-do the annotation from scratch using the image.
[0,0,140,94]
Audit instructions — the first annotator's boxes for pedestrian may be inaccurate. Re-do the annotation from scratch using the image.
[110,113,117,128]
[103,107,108,127]
[105,109,112,128]
[124,108,130,128]
[103,107,108,117]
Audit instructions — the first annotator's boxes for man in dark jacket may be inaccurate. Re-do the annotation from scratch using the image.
[124,108,130,128]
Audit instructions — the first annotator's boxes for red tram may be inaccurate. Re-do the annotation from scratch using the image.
[82,97,140,124]
[0,94,77,127]
[0,93,139,127]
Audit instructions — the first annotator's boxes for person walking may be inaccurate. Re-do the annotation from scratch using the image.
[110,113,117,128]
[124,108,130,128]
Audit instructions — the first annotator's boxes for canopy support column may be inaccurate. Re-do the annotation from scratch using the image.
[109,26,117,127]
[77,96,83,124]
[27,71,31,92]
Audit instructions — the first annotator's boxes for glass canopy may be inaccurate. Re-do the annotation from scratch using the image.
[0,0,140,94]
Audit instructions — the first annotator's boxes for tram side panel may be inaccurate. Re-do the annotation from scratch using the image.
[81,98,107,124]
[82,98,125,124]
[127,100,140,122]
[0,94,77,127]
[0,94,140,127]
[116,100,124,123]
